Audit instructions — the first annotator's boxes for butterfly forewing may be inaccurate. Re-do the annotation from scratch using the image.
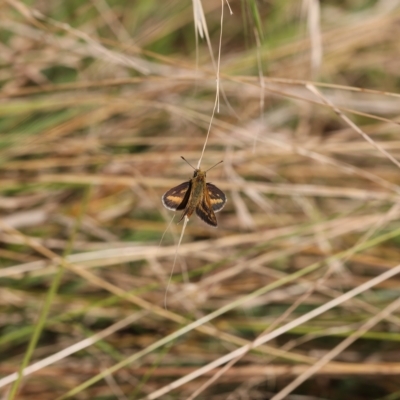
[206,183,227,212]
[162,181,191,211]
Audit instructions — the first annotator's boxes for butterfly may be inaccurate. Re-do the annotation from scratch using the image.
[162,157,227,227]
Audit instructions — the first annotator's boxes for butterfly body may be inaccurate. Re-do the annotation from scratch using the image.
[162,168,226,227]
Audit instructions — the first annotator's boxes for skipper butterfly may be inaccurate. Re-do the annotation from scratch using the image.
[162,157,227,227]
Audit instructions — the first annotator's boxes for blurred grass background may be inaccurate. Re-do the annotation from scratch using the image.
[1,0,400,399]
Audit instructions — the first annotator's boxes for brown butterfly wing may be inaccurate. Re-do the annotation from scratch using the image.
[206,183,227,212]
[196,190,218,227]
[162,181,191,211]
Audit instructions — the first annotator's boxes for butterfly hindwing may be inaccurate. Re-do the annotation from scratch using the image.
[206,183,227,212]
[196,193,218,227]
[162,181,191,211]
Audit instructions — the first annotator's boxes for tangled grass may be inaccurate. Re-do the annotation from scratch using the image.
[1,1,400,399]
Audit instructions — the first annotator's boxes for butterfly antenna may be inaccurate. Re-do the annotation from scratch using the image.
[181,156,196,170]
[206,160,223,173]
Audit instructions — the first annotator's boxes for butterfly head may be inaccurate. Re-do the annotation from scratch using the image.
[192,169,206,180]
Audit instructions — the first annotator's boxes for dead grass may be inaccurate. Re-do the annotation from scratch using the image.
[1,0,400,399]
